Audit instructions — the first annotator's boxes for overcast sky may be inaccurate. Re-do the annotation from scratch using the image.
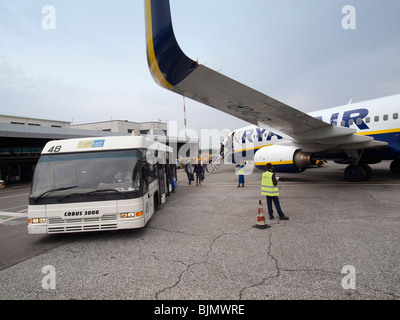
[1,0,400,145]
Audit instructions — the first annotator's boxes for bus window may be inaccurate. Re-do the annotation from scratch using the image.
[30,150,142,198]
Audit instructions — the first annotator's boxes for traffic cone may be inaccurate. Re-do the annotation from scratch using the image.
[253,200,270,229]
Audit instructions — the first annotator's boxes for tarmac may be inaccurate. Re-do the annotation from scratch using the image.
[0,161,399,300]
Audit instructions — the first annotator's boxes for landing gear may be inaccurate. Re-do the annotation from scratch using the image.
[344,163,372,182]
[343,149,374,182]
[344,158,400,181]
[360,163,372,180]
[344,164,366,182]
[390,159,400,174]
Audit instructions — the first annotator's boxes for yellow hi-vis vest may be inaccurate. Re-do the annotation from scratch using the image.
[261,171,279,197]
[238,164,245,175]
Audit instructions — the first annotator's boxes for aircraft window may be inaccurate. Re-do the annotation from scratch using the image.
[374,116,379,122]
[365,117,370,123]
[383,114,389,121]
[340,121,345,127]
[332,121,337,126]
[348,119,354,125]
[356,118,363,125]
[393,113,398,120]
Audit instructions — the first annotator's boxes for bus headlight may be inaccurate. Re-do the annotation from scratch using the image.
[121,212,135,218]
[120,211,143,218]
[28,218,46,224]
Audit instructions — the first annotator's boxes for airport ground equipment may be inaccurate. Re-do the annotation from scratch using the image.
[27,136,173,234]
[253,200,270,229]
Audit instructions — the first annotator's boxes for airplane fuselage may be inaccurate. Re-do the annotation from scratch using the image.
[232,94,400,162]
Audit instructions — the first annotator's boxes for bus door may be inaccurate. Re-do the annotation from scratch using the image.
[158,165,166,205]
[141,160,152,223]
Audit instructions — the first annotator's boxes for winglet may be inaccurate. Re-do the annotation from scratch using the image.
[145,0,198,89]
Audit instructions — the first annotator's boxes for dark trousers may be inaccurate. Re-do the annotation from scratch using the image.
[195,173,202,185]
[186,172,192,185]
[266,196,284,218]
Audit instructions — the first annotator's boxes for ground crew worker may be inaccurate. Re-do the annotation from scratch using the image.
[261,163,289,220]
[236,161,246,187]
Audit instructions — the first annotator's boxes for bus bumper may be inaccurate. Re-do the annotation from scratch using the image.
[118,217,145,229]
[27,217,145,234]
[28,224,47,234]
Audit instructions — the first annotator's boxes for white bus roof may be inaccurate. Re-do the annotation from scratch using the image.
[42,136,173,154]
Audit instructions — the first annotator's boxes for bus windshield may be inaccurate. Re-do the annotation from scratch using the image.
[30,149,141,200]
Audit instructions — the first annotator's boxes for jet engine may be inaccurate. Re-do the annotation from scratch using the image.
[254,145,314,173]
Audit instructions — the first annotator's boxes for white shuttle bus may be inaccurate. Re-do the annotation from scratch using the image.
[28,136,173,234]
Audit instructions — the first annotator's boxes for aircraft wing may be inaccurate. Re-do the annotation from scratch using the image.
[145,0,386,151]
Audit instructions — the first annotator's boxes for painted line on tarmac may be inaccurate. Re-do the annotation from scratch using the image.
[198,183,400,187]
[0,210,27,224]
[0,192,30,200]
[1,205,28,211]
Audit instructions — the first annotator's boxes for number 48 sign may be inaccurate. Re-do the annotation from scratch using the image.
[47,145,62,153]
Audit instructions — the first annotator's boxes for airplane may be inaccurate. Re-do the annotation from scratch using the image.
[144,0,400,182]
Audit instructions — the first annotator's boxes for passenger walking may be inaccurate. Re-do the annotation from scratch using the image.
[220,143,224,160]
[236,161,246,187]
[194,162,203,186]
[185,161,193,185]
[261,163,289,220]
[166,162,176,193]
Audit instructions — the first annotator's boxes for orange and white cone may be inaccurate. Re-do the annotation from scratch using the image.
[253,200,270,229]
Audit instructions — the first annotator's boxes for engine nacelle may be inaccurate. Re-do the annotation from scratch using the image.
[254,145,314,173]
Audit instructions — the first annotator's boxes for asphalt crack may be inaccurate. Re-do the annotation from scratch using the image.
[151,227,242,300]
[238,231,343,300]
[361,185,397,210]
[154,259,189,300]
[238,231,400,300]
[238,233,279,299]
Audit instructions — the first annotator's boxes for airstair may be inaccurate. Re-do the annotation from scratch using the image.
[208,154,222,174]
[208,138,233,174]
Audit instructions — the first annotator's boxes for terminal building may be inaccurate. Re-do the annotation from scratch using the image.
[72,120,167,136]
[0,115,197,185]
